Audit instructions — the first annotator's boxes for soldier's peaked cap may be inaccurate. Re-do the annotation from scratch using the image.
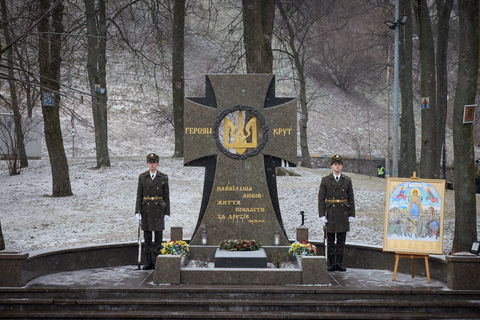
[331,154,343,164]
[146,153,159,162]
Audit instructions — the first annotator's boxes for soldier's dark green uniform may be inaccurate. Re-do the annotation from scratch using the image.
[318,154,355,271]
[135,153,170,269]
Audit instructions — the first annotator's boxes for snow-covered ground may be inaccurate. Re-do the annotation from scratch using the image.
[1,156,478,255]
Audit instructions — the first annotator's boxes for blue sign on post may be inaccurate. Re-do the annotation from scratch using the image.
[43,92,54,106]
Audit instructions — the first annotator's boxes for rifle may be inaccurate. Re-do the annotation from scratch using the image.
[137,223,142,270]
[323,225,327,258]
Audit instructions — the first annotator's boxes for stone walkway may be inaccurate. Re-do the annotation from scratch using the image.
[26,265,447,290]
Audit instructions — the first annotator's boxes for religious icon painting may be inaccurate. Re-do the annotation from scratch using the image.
[463,104,476,124]
[421,97,430,109]
[383,177,446,255]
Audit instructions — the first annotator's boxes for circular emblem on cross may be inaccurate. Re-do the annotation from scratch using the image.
[213,105,268,159]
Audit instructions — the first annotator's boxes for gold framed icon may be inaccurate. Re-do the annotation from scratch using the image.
[383,177,446,255]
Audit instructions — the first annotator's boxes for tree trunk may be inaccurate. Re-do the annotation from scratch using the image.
[0,219,4,250]
[172,0,185,158]
[398,0,415,178]
[38,0,72,197]
[435,0,453,179]
[242,0,275,73]
[0,36,4,251]
[297,61,311,168]
[85,0,110,168]
[276,1,311,167]
[451,0,478,253]
[1,0,28,168]
[415,0,438,179]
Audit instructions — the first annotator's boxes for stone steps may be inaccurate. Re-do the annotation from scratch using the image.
[0,310,479,320]
[2,287,479,301]
[0,297,479,313]
[0,287,480,319]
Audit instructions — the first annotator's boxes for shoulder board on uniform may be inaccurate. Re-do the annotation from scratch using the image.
[342,174,351,180]
[322,173,333,180]
[158,171,168,177]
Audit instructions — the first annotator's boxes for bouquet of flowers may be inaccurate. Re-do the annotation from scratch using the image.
[160,240,190,256]
[288,241,318,257]
[219,239,262,251]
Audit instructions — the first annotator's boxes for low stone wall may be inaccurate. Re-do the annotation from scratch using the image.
[447,255,480,290]
[303,155,456,186]
[304,155,385,176]
[22,242,138,284]
[342,243,448,283]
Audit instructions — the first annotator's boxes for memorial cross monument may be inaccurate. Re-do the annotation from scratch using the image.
[184,74,296,245]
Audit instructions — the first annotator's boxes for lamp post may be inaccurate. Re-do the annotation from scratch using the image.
[385,0,407,177]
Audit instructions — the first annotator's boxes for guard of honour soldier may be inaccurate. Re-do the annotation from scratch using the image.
[135,153,355,272]
[135,153,170,270]
[318,154,356,272]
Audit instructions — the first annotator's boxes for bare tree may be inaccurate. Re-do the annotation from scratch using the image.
[451,0,478,253]
[415,0,438,179]
[398,0,416,178]
[108,0,174,132]
[85,0,110,168]
[242,0,275,73]
[1,0,28,168]
[275,0,318,168]
[435,0,453,179]
[0,113,20,175]
[172,0,185,157]
[38,0,72,197]
[0,32,4,250]
[310,1,385,91]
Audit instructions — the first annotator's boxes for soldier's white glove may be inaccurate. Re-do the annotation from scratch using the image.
[349,217,356,223]
[164,215,169,222]
[320,216,327,227]
[135,213,141,223]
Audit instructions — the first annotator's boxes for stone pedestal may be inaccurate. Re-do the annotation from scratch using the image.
[214,248,268,268]
[446,255,480,289]
[297,255,329,285]
[154,255,182,284]
[0,251,29,287]
[296,227,309,242]
[170,227,183,241]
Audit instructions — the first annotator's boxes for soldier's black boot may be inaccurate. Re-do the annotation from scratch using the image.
[142,253,154,270]
[335,254,346,272]
[334,233,347,271]
[327,252,336,271]
[326,237,336,271]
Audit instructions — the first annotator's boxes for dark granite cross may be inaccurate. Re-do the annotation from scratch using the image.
[184,74,296,245]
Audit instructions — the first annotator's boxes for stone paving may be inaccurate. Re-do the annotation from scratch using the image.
[26,265,447,290]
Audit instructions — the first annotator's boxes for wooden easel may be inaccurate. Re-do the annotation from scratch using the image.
[391,171,430,283]
[392,252,430,283]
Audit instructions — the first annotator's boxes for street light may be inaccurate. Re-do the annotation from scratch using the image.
[384,0,407,177]
[385,14,408,29]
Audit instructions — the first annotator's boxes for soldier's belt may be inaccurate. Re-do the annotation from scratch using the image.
[326,199,347,203]
[144,196,163,201]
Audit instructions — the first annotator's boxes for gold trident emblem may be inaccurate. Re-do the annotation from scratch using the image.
[224,110,258,154]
